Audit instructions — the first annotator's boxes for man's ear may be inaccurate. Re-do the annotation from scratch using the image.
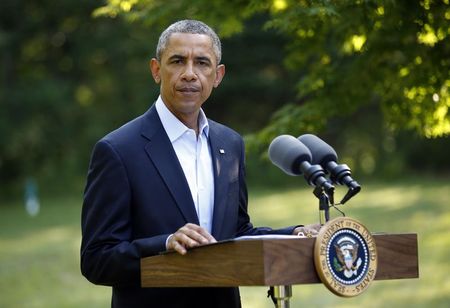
[150,58,161,84]
[213,64,225,88]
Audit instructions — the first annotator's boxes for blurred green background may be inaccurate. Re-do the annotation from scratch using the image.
[1,0,449,307]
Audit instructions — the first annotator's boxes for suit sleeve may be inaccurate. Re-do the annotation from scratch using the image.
[235,138,297,237]
[80,140,168,287]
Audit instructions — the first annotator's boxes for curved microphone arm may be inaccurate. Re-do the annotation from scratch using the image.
[326,161,361,204]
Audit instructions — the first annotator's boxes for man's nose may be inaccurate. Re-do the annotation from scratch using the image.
[181,62,197,81]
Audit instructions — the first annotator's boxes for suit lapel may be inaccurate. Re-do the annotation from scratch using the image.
[209,124,230,238]
[141,106,199,225]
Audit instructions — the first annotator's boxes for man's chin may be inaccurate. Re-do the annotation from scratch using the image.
[176,96,203,108]
[176,101,203,113]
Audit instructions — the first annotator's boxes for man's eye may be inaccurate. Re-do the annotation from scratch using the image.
[169,58,184,64]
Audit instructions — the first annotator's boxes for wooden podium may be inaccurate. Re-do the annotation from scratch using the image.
[141,234,418,306]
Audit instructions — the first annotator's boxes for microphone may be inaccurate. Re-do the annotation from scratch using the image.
[268,135,334,199]
[298,134,361,204]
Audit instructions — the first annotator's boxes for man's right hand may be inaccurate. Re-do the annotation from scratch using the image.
[166,223,217,255]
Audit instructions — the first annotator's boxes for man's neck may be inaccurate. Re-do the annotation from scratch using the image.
[176,112,200,135]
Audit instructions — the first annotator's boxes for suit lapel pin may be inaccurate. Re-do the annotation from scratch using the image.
[219,149,225,154]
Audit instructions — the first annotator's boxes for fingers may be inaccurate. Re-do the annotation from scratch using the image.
[293,224,321,238]
[167,223,217,255]
[167,235,188,255]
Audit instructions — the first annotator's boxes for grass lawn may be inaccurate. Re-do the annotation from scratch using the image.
[0,178,449,307]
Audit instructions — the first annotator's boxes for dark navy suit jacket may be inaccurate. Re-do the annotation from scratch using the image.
[81,105,296,307]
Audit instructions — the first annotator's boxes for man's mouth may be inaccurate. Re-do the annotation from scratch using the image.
[177,86,200,93]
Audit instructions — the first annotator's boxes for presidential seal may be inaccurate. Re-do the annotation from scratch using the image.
[314,217,377,297]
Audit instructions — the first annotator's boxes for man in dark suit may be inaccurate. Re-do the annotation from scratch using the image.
[81,19,319,308]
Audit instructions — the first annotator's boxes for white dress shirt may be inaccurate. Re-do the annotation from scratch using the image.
[155,96,215,234]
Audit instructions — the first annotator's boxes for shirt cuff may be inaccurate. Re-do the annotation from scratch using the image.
[165,234,174,250]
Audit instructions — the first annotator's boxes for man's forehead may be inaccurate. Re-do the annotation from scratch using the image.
[164,33,215,57]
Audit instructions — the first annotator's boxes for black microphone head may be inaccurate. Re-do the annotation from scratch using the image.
[268,135,312,176]
[298,134,338,166]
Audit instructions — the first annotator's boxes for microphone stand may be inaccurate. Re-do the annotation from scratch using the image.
[268,185,334,308]
[314,186,333,225]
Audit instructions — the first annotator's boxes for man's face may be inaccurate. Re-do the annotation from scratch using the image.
[150,33,225,121]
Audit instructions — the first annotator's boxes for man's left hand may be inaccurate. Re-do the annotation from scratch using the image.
[293,223,321,237]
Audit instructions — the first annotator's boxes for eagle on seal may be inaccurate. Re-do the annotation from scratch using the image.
[335,242,362,278]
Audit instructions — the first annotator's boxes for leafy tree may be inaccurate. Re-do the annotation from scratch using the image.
[0,0,159,192]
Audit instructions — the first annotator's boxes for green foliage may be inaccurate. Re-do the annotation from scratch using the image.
[0,0,159,191]
[93,0,264,37]
[282,0,450,140]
